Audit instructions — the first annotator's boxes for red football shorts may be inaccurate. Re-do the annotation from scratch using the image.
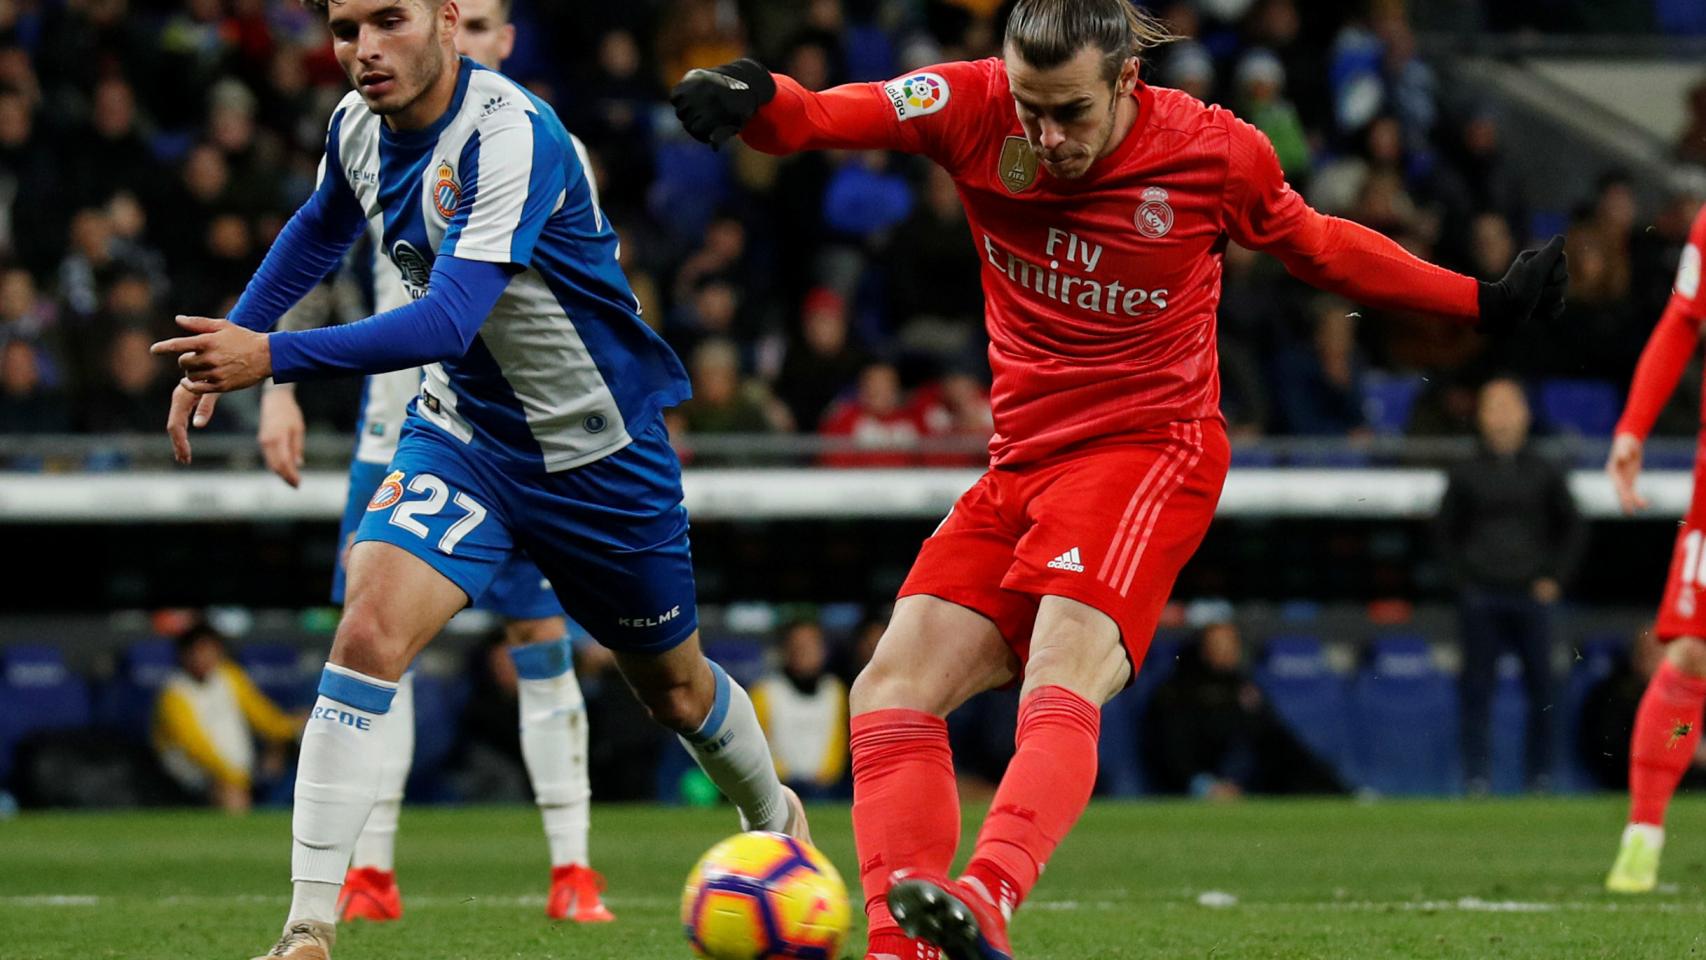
[1655,446,1706,641]
[898,419,1230,673]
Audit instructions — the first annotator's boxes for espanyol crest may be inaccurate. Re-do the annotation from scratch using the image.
[1134,186,1174,239]
[433,160,461,220]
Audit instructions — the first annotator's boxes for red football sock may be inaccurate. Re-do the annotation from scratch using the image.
[851,709,959,935]
[964,685,1100,914]
[1629,659,1706,826]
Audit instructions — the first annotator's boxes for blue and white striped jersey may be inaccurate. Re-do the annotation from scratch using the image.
[320,59,687,472]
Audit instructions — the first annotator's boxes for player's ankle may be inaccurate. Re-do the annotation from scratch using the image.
[961,861,1020,920]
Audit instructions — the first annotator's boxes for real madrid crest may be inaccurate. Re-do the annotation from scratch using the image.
[1134,186,1174,239]
[433,161,461,221]
[998,136,1037,194]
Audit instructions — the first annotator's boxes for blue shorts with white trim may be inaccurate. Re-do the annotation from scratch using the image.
[351,414,697,654]
[337,457,566,623]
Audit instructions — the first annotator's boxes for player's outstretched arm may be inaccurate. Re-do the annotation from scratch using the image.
[266,256,511,382]
[673,59,966,158]
[1223,115,1566,326]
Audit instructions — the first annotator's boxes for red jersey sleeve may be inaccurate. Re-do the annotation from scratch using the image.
[1615,205,1706,440]
[1220,113,1479,320]
[740,60,1000,174]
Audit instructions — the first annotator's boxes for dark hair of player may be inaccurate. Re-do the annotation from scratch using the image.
[1004,0,1178,84]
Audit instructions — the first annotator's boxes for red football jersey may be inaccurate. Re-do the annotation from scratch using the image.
[743,59,1479,466]
[1616,202,1706,441]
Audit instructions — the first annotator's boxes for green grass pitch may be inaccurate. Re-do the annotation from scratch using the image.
[2,797,1702,959]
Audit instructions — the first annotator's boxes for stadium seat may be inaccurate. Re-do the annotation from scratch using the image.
[1229,445,1280,468]
[1536,379,1621,438]
[841,23,896,81]
[701,634,767,689]
[1098,635,1184,797]
[1351,634,1459,795]
[1255,635,1357,785]
[1559,636,1625,792]
[0,646,93,787]
[1361,371,1424,436]
[407,672,471,802]
[234,644,314,711]
[93,640,176,738]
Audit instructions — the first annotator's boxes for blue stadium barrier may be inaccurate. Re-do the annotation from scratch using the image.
[407,671,471,802]
[1351,634,1460,795]
[1560,636,1625,792]
[0,645,93,787]
[1536,379,1621,438]
[93,639,176,738]
[1656,0,1706,32]
[1256,635,1357,786]
[1488,655,1530,795]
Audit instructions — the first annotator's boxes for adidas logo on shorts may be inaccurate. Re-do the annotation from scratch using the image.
[1046,547,1085,573]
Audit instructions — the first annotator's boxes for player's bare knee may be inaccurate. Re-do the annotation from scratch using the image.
[1669,636,1706,677]
[849,653,946,716]
[329,606,412,680]
[1023,628,1128,703]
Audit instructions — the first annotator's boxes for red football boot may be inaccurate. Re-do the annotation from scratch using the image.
[546,864,616,923]
[885,870,1012,960]
[338,867,403,923]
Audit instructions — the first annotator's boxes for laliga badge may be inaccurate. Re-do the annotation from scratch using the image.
[998,136,1037,194]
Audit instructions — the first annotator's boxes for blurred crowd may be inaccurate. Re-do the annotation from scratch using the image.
[0,0,1703,461]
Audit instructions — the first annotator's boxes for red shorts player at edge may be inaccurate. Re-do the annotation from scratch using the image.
[674,2,1568,958]
[1602,199,1706,895]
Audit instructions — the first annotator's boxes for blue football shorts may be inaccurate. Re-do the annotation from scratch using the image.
[348,414,697,653]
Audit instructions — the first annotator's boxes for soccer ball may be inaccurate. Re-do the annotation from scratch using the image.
[681,831,851,959]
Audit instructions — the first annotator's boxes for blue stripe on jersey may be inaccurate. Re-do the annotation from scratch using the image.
[510,111,565,263]
[439,129,480,255]
[434,333,547,460]
[537,258,690,429]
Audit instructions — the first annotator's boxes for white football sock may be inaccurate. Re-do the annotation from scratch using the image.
[288,663,398,925]
[510,638,592,868]
[351,670,414,872]
[677,660,788,832]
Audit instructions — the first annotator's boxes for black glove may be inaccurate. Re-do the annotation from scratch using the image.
[670,58,777,150]
[1477,235,1567,334]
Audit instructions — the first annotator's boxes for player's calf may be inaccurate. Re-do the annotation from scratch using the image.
[619,636,798,836]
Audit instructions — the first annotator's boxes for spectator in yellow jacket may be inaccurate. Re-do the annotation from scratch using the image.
[153,623,301,813]
[752,618,848,798]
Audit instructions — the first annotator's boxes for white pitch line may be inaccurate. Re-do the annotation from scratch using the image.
[3,893,1701,915]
